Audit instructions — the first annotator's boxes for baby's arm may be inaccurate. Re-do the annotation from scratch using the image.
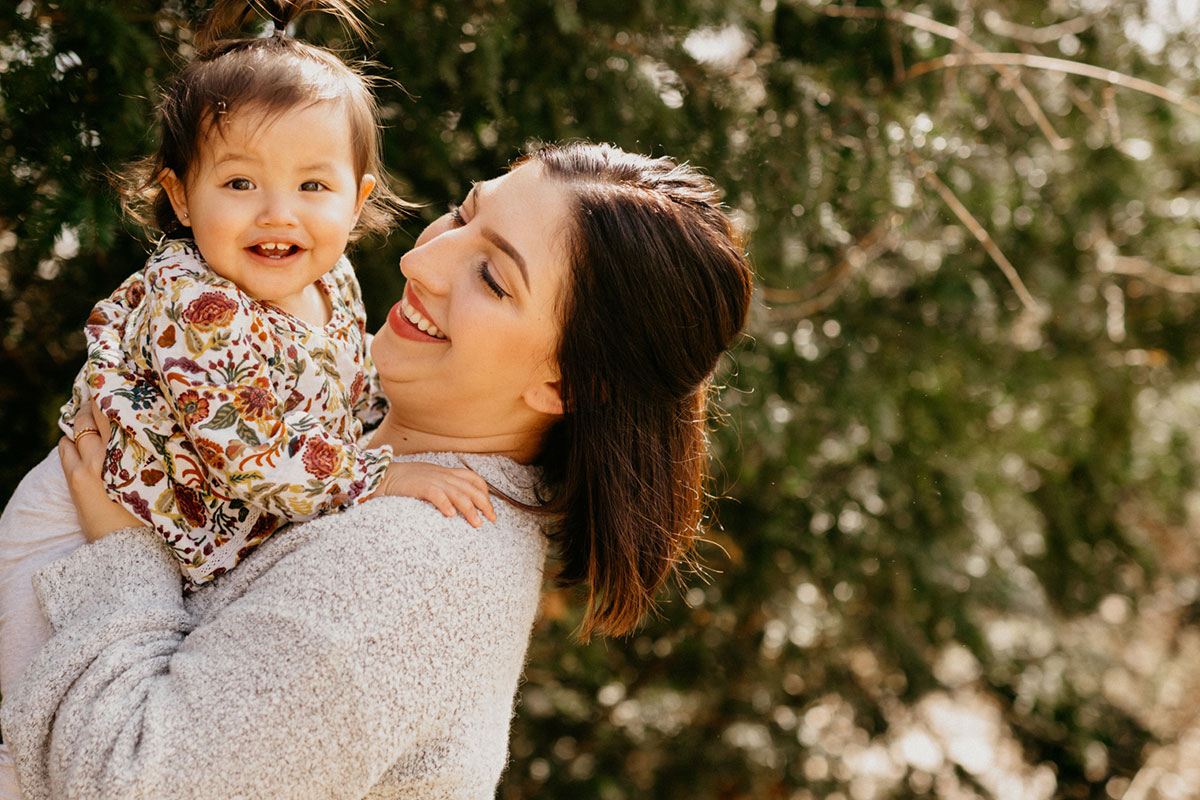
[376,461,496,528]
[328,257,390,434]
[135,257,391,521]
[59,270,148,435]
[352,333,390,432]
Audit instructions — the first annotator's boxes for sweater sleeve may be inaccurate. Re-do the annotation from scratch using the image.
[129,260,390,520]
[0,496,542,800]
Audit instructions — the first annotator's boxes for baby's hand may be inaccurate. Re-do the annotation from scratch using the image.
[376,461,497,527]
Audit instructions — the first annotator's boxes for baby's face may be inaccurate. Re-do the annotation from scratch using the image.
[160,101,374,321]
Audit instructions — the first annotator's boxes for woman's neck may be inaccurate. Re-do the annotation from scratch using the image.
[368,409,542,464]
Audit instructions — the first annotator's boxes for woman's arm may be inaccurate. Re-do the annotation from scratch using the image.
[1,480,542,799]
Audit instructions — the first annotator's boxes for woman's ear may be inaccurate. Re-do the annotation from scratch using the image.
[522,380,563,417]
[159,169,190,228]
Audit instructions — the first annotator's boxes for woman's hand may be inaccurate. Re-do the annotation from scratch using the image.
[58,400,141,541]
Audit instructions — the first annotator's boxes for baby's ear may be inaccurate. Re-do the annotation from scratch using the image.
[159,169,190,227]
[354,174,377,221]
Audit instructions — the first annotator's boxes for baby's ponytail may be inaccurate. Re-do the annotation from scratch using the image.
[119,0,408,239]
[197,0,371,48]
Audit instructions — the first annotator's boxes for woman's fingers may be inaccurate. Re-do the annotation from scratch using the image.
[89,397,112,439]
[72,408,106,455]
[62,408,140,540]
[57,433,81,474]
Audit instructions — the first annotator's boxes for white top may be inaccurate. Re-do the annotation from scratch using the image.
[0,452,547,800]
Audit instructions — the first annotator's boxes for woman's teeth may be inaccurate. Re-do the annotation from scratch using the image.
[251,242,299,258]
[402,300,445,339]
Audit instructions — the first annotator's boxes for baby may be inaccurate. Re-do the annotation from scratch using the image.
[0,0,492,696]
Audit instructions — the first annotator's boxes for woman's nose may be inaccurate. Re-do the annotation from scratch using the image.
[400,245,451,295]
[400,216,459,293]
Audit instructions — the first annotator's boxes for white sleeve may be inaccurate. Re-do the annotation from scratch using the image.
[0,499,541,800]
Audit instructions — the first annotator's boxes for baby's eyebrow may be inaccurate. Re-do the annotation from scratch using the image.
[212,151,257,166]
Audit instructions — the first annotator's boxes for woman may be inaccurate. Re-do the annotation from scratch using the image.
[0,142,753,799]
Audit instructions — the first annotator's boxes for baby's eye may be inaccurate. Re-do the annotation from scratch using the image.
[300,181,325,192]
[227,178,254,191]
[448,203,465,226]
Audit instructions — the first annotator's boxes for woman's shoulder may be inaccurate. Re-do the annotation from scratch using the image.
[195,453,547,621]
[340,452,548,576]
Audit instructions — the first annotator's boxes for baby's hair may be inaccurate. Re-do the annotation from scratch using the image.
[120,0,409,239]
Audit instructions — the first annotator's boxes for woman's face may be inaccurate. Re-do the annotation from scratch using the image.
[371,161,570,443]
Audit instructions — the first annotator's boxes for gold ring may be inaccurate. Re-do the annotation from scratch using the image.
[73,428,101,444]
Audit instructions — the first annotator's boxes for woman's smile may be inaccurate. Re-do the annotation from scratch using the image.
[388,292,448,342]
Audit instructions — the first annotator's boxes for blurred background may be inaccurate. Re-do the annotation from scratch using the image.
[4,0,1200,797]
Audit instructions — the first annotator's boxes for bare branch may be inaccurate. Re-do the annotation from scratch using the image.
[908,152,1042,313]
[981,10,1094,44]
[816,4,966,45]
[901,52,1200,117]
[816,4,1069,149]
[1102,85,1122,145]
[762,214,902,320]
[1099,254,1200,293]
[1016,41,1107,129]
[1066,78,1106,127]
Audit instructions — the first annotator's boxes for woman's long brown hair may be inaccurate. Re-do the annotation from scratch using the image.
[525,143,754,639]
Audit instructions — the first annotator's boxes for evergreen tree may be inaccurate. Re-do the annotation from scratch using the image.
[3,1,1199,796]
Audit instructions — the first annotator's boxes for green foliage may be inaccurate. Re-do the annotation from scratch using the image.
[4,0,1200,797]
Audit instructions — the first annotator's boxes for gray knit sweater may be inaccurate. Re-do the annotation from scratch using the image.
[0,452,547,800]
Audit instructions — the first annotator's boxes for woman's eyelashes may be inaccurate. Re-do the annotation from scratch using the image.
[447,202,511,299]
[477,262,510,299]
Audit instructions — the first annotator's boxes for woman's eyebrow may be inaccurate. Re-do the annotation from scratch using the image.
[472,183,530,291]
[483,230,528,290]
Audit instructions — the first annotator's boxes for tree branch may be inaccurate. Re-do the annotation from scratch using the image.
[762,214,902,320]
[816,4,1069,149]
[981,10,1094,44]
[901,52,1200,117]
[908,152,1042,313]
[1099,253,1200,293]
